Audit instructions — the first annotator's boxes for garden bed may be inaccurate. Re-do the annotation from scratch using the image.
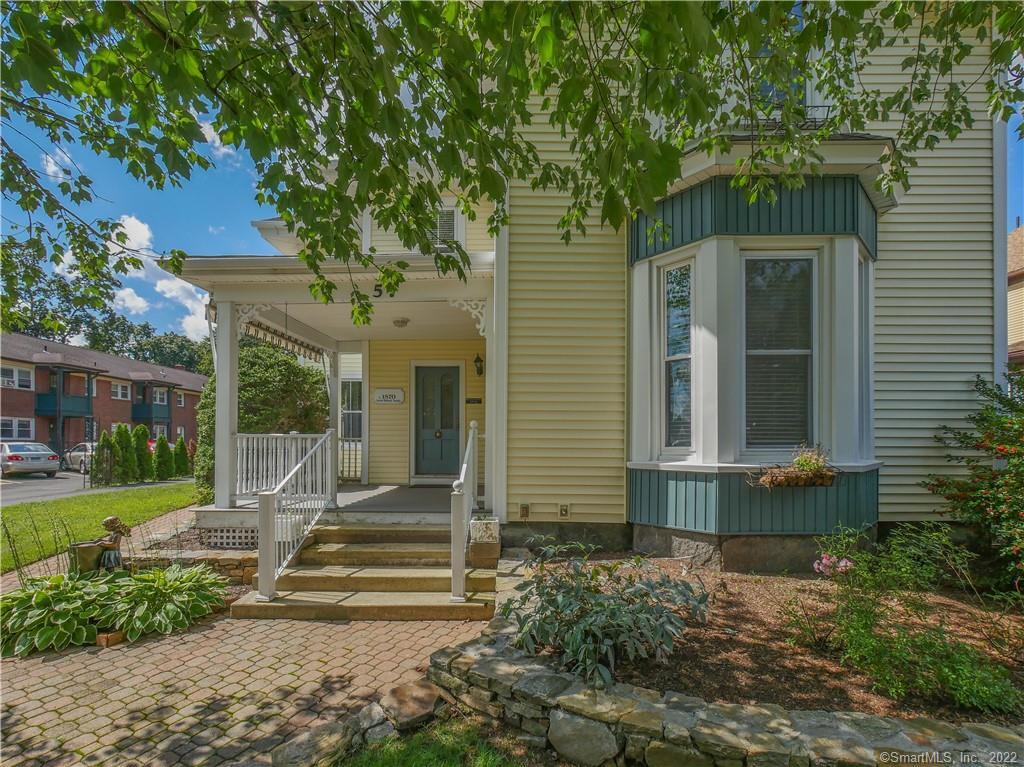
[608,558,1023,726]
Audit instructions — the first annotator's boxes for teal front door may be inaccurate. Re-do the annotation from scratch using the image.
[415,366,460,476]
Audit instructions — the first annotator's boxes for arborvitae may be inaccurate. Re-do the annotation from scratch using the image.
[113,424,138,484]
[91,430,116,486]
[133,424,153,481]
[173,436,190,477]
[154,434,174,481]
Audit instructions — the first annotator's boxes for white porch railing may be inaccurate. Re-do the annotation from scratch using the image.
[450,420,478,602]
[255,429,335,601]
[236,433,324,496]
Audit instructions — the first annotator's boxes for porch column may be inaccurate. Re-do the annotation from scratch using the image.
[327,349,340,507]
[360,340,369,485]
[214,300,239,508]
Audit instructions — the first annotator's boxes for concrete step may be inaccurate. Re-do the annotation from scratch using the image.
[230,590,495,621]
[298,542,451,566]
[313,524,450,545]
[322,511,453,526]
[254,565,495,593]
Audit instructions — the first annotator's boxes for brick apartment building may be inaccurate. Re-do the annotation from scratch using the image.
[1,333,208,454]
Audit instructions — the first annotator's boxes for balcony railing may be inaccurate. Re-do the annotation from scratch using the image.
[35,392,92,418]
[132,401,171,421]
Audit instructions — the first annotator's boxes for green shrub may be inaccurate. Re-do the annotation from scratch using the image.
[154,435,174,481]
[925,370,1024,590]
[95,564,226,642]
[112,424,138,484]
[132,424,153,481]
[0,572,118,656]
[791,524,1022,714]
[0,565,226,656]
[173,436,190,477]
[194,341,329,503]
[500,539,707,687]
[90,430,117,486]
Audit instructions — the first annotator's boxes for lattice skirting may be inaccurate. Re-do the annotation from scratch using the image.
[203,527,258,549]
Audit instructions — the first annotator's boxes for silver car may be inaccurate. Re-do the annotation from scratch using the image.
[64,442,98,474]
[1,442,61,477]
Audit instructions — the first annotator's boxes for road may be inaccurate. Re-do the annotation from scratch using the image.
[0,472,191,505]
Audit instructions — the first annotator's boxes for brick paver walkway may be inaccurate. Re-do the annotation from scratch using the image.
[0,614,484,766]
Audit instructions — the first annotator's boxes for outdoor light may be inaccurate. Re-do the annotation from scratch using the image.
[473,354,484,376]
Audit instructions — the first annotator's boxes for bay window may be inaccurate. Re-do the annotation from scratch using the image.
[744,256,814,450]
[663,263,693,450]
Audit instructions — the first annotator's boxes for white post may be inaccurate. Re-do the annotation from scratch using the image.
[256,491,276,601]
[214,301,239,508]
[832,237,860,464]
[450,480,466,602]
[327,351,340,507]
[360,340,370,485]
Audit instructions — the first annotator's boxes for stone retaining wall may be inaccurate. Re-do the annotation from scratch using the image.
[127,550,258,585]
[427,617,1023,767]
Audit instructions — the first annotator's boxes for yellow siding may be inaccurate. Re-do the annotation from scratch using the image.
[862,45,995,521]
[370,203,495,254]
[367,339,485,485]
[1009,282,1023,346]
[506,104,628,524]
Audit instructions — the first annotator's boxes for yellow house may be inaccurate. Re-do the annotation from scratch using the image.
[176,45,1007,620]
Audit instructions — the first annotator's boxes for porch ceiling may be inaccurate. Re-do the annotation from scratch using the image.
[264,299,482,341]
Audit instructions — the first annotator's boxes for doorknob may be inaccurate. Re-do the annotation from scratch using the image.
[434,430,442,439]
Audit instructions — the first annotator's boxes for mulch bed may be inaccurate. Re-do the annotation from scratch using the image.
[138,527,209,551]
[605,558,1024,726]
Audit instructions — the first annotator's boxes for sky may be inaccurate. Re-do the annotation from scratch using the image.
[5,113,1024,342]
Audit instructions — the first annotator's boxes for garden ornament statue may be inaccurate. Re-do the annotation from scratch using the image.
[97,516,131,571]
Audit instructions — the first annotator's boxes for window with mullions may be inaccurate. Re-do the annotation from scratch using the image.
[663,264,693,449]
[744,257,813,450]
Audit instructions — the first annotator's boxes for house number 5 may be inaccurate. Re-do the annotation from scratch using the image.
[373,283,383,298]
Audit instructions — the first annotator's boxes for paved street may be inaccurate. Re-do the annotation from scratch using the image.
[0,614,484,766]
[0,473,191,506]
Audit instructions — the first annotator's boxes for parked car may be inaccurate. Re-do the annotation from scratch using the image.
[1,442,61,478]
[64,442,98,474]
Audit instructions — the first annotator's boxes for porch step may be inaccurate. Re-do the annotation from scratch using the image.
[229,590,495,621]
[255,565,495,593]
[323,510,452,526]
[298,542,451,566]
[313,524,450,545]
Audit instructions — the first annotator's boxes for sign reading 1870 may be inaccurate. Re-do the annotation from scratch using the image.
[373,388,405,404]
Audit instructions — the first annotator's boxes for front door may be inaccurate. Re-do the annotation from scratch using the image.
[415,366,460,476]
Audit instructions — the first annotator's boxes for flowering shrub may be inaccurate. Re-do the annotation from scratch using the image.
[812,552,853,577]
[925,371,1024,590]
[792,445,829,473]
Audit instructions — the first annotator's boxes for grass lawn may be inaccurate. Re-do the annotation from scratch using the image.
[339,716,562,767]
[1,482,195,572]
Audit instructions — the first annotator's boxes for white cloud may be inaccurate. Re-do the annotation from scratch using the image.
[155,277,209,341]
[40,147,73,179]
[208,225,225,235]
[67,333,87,347]
[110,214,154,257]
[113,287,149,315]
[53,249,77,277]
[199,122,236,160]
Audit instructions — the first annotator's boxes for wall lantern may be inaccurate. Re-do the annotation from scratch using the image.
[473,354,485,377]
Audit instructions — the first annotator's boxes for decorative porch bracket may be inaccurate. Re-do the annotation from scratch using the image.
[448,298,487,336]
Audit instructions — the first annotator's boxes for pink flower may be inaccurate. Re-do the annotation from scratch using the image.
[813,553,854,578]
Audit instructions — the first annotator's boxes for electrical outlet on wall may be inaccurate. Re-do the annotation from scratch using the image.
[559,504,570,518]
[519,503,530,519]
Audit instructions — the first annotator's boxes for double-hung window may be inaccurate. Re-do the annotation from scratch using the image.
[176,392,185,407]
[663,263,693,450]
[1,418,34,439]
[154,388,168,405]
[744,256,814,450]
[1,366,32,390]
[111,383,130,400]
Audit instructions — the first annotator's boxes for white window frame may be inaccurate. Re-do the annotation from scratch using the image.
[659,259,696,455]
[176,391,185,407]
[111,382,131,400]
[1,365,33,390]
[153,387,168,405]
[154,423,168,438]
[1,417,34,440]
[176,425,186,439]
[740,250,819,458]
[90,378,97,397]
[857,251,875,460]
[110,422,129,433]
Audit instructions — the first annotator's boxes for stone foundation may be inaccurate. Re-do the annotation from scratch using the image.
[127,550,258,585]
[632,524,878,573]
[501,521,632,552]
[426,616,1022,767]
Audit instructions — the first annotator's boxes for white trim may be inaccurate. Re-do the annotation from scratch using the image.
[739,250,819,459]
[1,364,33,390]
[491,204,509,521]
[327,350,340,506]
[408,360,465,483]
[627,460,882,474]
[214,300,239,508]
[360,208,372,254]
[110,382,131,400]
[153,387,168,405]
[1,417,35,440]
[360,340,370,485]
[658,259,696,457]
[993,106,1008,383]
[176,391,185,407]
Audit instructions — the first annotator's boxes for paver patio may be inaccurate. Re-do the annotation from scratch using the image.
[0,613,484,766]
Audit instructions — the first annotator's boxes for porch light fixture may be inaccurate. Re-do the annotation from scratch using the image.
[473,354,484,376]
[393,317,410,328]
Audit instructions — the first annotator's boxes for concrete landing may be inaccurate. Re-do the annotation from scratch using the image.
[230,590,495,621]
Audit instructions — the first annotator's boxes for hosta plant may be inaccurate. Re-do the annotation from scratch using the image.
[96,564,227,642]
[0,572,121,657]
[500,539,707,687]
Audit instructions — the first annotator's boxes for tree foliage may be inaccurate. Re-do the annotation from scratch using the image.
[193,342,329,502]
[153,434,174,481]
[112,424,138,485]
[173,436,190,477]
[2,2,1020,332]
[132,424,153,482]
[90,429,117,486]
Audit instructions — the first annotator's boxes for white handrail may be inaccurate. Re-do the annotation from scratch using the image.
[256,429,335,601]
[450,420,478,602]
[236,433,326,496]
